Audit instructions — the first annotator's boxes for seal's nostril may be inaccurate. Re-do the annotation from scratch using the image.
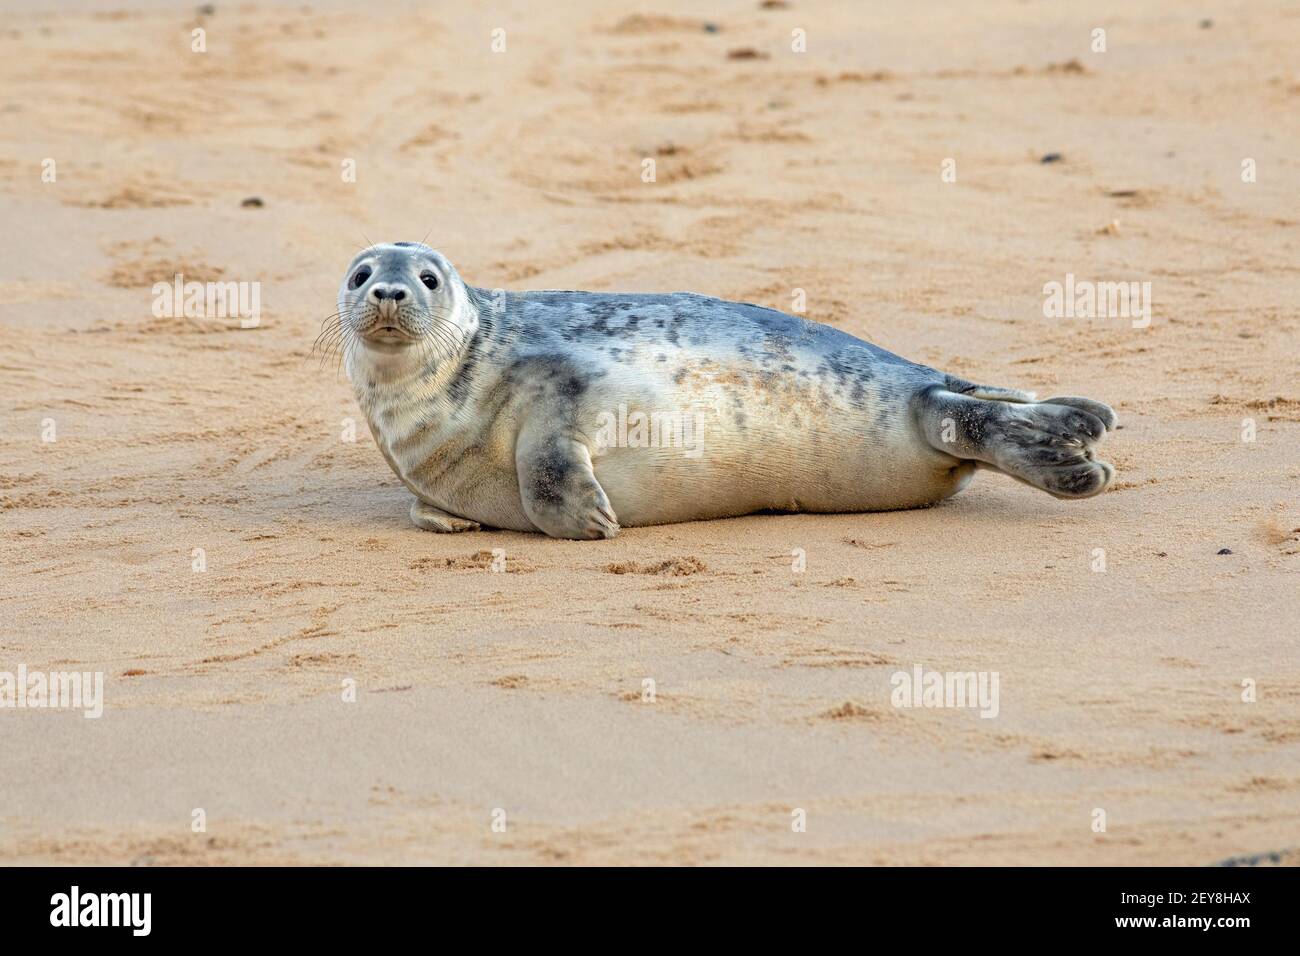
[391,289,405,301]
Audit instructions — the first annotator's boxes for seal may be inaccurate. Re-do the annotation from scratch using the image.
[330,242,1117,540]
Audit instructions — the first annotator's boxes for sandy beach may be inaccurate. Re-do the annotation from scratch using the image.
[1,0,1297,865]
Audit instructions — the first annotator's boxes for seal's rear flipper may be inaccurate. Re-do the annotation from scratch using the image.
[913,385,1117,499]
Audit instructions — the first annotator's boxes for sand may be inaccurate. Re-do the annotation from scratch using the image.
[1,0,1297,865]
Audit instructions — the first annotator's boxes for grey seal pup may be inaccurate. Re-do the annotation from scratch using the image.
[330,242,1117,539]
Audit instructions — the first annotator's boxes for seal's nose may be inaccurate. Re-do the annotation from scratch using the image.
[369,284,408,302]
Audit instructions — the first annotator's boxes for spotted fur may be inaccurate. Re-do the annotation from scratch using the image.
[337,244,1116,538]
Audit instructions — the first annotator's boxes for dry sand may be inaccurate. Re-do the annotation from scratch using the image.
[1,0,1297,865]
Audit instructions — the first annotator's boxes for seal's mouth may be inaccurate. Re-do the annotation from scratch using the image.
[360,322,417,347]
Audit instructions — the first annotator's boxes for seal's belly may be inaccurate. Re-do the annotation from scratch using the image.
[584,348,963,526]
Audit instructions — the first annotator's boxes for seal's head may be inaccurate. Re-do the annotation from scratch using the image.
[336,242,476,365]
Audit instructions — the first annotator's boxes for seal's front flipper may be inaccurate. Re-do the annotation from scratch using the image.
[914,386,1117,499]
[516,425,620,539]
[410,499,481,532]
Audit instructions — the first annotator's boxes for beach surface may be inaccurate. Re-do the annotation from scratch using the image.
[1,0,1297,864]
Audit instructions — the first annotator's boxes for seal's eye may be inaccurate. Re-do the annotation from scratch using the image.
[350,266,371,289]
[420,271,439,291]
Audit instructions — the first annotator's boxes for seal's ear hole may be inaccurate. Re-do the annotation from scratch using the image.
[350,266,371,289]
[420,271,439,291]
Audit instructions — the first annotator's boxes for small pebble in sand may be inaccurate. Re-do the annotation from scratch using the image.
[241,196,264,208]
[1052,58,1087,74]
[728,47,769,60]
[1217,548,1233,555]
[703,22,720,34]
[1200,19,1214,29]
[197,3,215,15]
[1098,219,1121,236]
[1040,152,1063,163]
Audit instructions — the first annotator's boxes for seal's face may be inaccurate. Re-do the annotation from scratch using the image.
[337,242,469,358]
